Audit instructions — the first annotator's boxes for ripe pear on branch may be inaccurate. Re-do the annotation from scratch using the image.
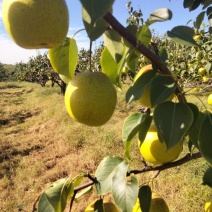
[2,0,69,49]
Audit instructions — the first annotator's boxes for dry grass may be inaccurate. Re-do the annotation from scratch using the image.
[0,81,211,212]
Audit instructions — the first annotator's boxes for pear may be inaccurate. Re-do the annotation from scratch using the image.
[65,72,117,126]
[133,192,169,212]
[2,0,69,49]
[85,198,118,212]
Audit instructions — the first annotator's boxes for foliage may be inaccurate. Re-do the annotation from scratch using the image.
[161,31,212,86]
[0,62,7,82]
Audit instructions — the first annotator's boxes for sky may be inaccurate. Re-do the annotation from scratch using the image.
[0,0,208,65]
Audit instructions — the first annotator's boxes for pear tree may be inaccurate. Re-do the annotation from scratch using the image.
[2,0,212,211]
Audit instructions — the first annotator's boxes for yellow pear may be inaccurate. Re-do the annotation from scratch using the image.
[205,200,212,211]
[203,76,208,82]
[208,94,212,105]
[2,0,69,49]
[138,125,183,165]
[122,66,129,74]
[133,192,169,212]
[85,198,118,212]
[193,34,201,41]
[198,67,206,76]
[65,72,117,126]
[134,65,174,108]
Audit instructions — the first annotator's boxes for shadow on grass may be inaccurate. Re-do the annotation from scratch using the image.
[0,145,43,179]
[0,83,23,89]
[0,109,41,127]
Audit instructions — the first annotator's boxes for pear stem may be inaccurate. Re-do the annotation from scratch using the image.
[72,28,85,38]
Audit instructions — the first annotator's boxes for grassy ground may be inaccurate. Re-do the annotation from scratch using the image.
[0,81,211,212]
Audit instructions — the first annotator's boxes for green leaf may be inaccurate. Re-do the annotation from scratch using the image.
[186,103,199,129]
[101,47,119,86]
[94,199,104,211]
[150,74,177,107]
[38,178,67,212]
[126,69,157,104]
[95,156,124,195]
[183,0,202,11]
[167,26,199,47]
[115,47,130,88]
[159,47,168,63]
[146,8,173,25]
[122,113,152,159]
[154,102,194,149]
[195,11,206,29]
[37,176,84,212]
[199,114,212,166]
[125,50,139,73]
[80,0,114,40]
[138,185,152,212]
[203,0,212,9]
[188,111,207,149]
[203,167,212,187]
[209,14,212,27]
[124,140,133,161]
[137,25,152,46]
[101,46,128,88]
[104,29,124,63]
[38,193,54,212]
[75,186,93,200]
[138,115,152,144]
[80,0,114,24]
[189,1,201,11]
[122,113,145,142]
[207,7,212,16]
[183,0,194,9]
[61,175,84,202]
[205,62,212,73]
[112,161,139,212]
[122,25,139,48]
[82,13,109,41]
[48,37,78,82]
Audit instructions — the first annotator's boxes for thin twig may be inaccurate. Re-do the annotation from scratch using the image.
[89,40,92,72]
[69,178,97,212]
[32,192,43,212]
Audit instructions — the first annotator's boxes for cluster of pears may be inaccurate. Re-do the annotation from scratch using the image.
[133,192,169,212]
[85,193,169,212]
[133,65,182,165]
[2,0,117,127]
[84,198,118,212]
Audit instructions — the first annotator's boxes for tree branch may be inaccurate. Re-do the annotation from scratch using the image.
[130,152,202,175]
[69,181,94,212]
[69,173,97,212]
[33,152,202,211]
[103,12,186,103]
[69,152,202,211]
